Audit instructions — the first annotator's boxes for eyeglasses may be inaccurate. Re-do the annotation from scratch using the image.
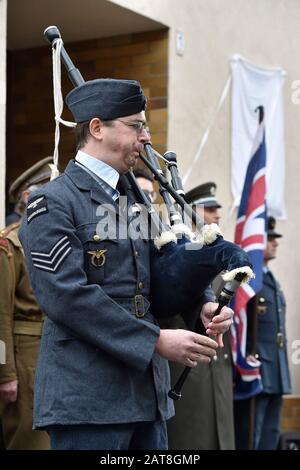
[115,119,150,135]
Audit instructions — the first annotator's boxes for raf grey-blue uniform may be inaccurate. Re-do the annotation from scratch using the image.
[234,217,291,450]
[19,79,175,449]
[251,267,291,450]
[20,162,173,423]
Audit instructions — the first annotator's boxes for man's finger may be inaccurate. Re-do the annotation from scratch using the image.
[186,357,198,367]
[212,311,233,323]
[216,333,223,348]
[192,345,218,358]
[192,335,218,349]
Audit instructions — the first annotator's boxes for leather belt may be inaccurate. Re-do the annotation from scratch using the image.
[115,296,152,320]
[134,294,146,318]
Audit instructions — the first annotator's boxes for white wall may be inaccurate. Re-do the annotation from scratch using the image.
[0,0,7,228]
[112,0,300,394]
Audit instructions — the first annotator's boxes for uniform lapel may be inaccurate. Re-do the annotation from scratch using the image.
[263,270,276,290]
[65,160,120,214]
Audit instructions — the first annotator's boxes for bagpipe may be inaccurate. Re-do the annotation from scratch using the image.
[44,26,253,398]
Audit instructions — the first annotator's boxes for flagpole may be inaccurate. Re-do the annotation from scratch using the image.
[247,105,264,450]
[248,295,259,449]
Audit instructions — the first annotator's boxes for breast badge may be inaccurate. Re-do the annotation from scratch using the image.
[257,297,267,314]
[87,249,107,267]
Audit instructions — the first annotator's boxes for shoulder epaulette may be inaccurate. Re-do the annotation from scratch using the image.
[0,223,20,254]
[0,222,20,238]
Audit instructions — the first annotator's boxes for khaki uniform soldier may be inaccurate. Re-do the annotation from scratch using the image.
[0,158,52,449]
[167,182,235,450]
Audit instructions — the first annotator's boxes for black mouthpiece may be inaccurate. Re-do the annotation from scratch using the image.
[44,25,61,45]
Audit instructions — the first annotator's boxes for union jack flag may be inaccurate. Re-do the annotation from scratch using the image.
[231,108,267,400]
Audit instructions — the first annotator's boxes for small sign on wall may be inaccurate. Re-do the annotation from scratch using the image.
[176,29,184,56]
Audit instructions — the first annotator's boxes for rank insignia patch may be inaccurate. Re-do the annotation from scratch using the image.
[30,235,71,272]
[27,195,48,224]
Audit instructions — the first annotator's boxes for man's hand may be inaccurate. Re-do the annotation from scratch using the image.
[200,302,234,347]
[0,380,18,403]
[156,329,218,367]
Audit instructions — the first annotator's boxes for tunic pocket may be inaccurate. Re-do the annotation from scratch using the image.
[76,223,119,285]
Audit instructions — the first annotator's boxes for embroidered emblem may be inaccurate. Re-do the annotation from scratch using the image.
[27,195,48,224]
[87,249,107,267]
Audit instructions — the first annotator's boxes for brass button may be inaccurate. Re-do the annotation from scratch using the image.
[93,234,101,241]
[138,281,144,290]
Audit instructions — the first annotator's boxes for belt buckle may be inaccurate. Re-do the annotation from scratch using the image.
[134,295,145,318]
[277,332,284,348]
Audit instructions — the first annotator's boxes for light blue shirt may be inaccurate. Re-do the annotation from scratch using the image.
[75,150,120,201]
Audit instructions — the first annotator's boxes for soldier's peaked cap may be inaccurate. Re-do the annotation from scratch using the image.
[9,157,53,203]
[66,78,147,122]
[185,182,222,208]
[267,216,282,238]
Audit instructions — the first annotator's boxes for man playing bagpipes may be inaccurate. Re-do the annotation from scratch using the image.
[19,27,251,450]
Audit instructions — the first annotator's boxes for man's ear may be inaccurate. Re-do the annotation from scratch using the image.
[21,190,30,204]
[89,118,105,140]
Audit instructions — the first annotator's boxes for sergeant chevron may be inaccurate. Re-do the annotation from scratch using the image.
[30,235,72,272]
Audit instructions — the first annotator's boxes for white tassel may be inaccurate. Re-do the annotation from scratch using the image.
[222,266,254,283]
[171,223,195,241]
[154,223,223,250]
[196,223,223,245]
[154,230,178,250]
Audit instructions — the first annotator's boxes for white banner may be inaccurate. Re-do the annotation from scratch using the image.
[231,54,286,219]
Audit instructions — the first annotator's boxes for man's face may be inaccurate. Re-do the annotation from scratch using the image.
[204,207,221,225]
[136,177,156,203]
[195,205,221,225]
[264,236,279,262]
[102,111,150,174]
[22,179,51,204]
